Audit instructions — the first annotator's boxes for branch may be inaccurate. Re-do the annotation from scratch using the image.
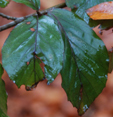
[0,13,17,20]
[0,13,36,31]
[40,2,66,15]
[0,2,66,32]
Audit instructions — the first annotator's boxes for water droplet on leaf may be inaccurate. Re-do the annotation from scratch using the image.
[13,80,15,83]
[83,104,89,112]
[51,78,54,82]
[47,81,50,85]
[106,59,109,62]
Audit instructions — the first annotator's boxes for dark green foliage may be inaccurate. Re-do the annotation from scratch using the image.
[0,64,8,117]
[0,0,9,8]
[13,0,40,10]
[1,0,113,116]
[2,15,64,88]
[108,48,113,73]
[49,8,109,115]
[88,19,113,30]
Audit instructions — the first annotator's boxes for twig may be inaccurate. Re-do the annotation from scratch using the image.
[0,13,17,20]
[40,2,66,15]
[0,13,36,31]
[0,2,66,32]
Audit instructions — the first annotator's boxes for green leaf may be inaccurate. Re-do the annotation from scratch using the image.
[2,15,64,88]
[0,64,8,117]
[108,47,113,73]
[87,19,113,30]
[49,9,109,115]
[13,0,40,10]
[73,0,113,25]
[0,0,9,8]
[65,0,84,8]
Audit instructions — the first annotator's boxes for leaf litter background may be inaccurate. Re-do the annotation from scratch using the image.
[1,0,113,117]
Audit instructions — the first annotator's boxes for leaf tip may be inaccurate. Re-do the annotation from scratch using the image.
[78,103,89,116]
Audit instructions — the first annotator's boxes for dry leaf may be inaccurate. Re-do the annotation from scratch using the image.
[86,1,113,20]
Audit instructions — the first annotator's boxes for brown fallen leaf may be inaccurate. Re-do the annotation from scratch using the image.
[86,1,113,20]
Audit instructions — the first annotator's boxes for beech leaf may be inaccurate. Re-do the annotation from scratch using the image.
[49,9,109,115]
[13,0,40,10]
[2,15,64,88]
[86,2,113,20]
[0,0,9,8]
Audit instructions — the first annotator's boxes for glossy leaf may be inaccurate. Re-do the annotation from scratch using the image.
[0,0,9,8]
[49,9,109,115]
[0,64,8,117]
[65,0,84,8]
[13,0,40,10]
[2,15,64,88]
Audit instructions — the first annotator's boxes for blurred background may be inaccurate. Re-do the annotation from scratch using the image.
[1,0,113,117]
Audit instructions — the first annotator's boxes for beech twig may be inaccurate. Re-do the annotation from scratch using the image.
[0,2,66,32]
[0,13,17,20]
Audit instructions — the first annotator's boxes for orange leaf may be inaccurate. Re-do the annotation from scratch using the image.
[86,1,113,20]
